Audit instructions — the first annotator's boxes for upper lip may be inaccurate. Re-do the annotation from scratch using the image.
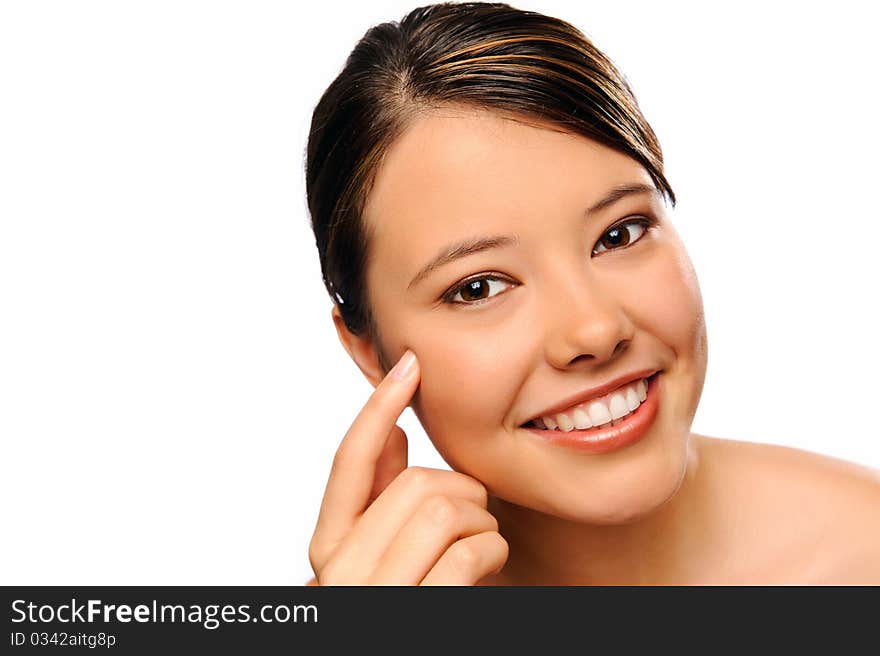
[520,368,660,425]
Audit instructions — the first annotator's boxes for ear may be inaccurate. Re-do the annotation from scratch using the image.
[331,305,386,389]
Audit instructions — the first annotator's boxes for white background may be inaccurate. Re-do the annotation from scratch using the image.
[1,0,877,585]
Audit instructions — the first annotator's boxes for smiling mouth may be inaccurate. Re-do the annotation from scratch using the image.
[520,372,660,433]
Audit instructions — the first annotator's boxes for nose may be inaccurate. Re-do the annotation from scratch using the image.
[540,263,635,370]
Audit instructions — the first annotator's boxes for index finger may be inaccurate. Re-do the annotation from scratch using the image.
[312,349,420,554]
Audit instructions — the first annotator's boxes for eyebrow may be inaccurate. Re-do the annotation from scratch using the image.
[586,182,660,215]
[406,182,660,290]
[407,235,519,290]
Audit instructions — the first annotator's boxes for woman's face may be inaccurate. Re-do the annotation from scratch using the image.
[359,106,708,524]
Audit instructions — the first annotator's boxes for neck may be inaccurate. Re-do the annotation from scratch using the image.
[485,435,716,585]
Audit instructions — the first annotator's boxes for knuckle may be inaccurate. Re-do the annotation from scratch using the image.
[421,495,457,525]
[308,536,334,575]
[473,482,488,503]
[454,473,488,504]
[489,531,509,558]
[450,541,481,569]
[331,443,354,470]
[307,536,325,569]
[307,540,321,569]
[398,466,432,492]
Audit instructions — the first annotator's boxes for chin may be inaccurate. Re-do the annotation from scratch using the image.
[567,474,685,525]
[495,436,692,526]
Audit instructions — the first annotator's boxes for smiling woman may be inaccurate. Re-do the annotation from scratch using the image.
[303,2,880,585]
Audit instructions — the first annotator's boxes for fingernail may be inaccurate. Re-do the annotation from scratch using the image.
[390,350,417,381]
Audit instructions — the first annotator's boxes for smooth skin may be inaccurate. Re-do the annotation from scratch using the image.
[309,351,508,585]
[308,105,880,585]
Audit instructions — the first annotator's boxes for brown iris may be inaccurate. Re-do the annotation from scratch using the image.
[598,223,631,250]
[459,279,490,302]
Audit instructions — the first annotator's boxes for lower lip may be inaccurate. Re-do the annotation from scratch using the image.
[522,373,661,454]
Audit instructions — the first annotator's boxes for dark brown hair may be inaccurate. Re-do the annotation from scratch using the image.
[305,1,676,343]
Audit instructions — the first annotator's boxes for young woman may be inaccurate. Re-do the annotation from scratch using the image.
[303,2,880,585]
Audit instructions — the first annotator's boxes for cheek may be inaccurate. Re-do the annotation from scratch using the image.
[414,332,513,436]
[628,233,708,416]
[629,233,706,363]
[367,292,506,442]
[406,321,528,467]
[604,224,705,360]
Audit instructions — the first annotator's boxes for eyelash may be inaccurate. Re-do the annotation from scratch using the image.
[441,216,655,306]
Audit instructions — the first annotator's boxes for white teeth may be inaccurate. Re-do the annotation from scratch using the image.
[609,393,629,420]
[587,400,612,426]
[531,377,651,432]
[625,386,640,412]
[572,407,593,429]
[555,413,575,432]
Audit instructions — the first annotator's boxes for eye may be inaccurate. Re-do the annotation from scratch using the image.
[443,275,515,306]
[592,217,653,255]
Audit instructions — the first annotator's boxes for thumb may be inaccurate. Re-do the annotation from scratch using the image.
[367,424,408,505]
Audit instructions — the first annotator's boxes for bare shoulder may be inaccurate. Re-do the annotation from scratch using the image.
[698,433,880,491]
[696,434,880,583]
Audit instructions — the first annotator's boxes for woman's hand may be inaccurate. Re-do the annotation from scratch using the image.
[308,350,508,585]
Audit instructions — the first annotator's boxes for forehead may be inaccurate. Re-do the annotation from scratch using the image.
[361,107,652,284]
